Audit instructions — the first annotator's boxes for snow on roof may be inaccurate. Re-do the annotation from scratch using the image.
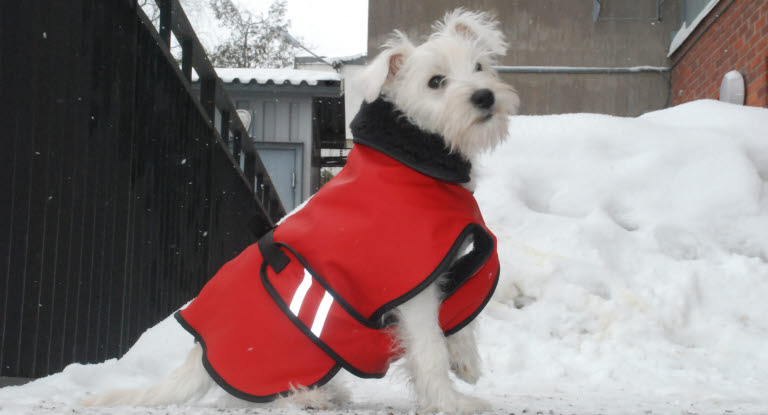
[331,53,366,62]
[295,53,367,65]
[298,53,366,62]
[668,0,721,56]
[193,68,342,86]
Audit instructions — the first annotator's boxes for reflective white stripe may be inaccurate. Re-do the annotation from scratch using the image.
[289,269,313,315]
[311,291,334,337]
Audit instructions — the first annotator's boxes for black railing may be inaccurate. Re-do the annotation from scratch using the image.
[0,0,285,378]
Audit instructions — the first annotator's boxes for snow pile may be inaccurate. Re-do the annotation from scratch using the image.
[2,100,767,414]
[472,99,768,413]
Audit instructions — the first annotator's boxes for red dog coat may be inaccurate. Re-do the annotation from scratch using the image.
[176,99,500,402]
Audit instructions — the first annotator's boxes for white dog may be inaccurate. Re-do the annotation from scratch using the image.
[84,9,518,413]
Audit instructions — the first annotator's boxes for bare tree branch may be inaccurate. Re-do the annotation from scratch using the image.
[209,0,296,68]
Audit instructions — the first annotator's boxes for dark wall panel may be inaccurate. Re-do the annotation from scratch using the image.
[0,0,270,378]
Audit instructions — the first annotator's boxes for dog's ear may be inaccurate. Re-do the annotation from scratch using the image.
[358,31,414,103]
[436,9,508,56]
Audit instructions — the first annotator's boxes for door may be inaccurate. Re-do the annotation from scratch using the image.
[256,145,302,211]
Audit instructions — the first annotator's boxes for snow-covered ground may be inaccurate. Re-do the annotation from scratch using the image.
[2,100,767,414]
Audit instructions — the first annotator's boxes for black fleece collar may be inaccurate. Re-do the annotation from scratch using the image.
[350,98,472,184]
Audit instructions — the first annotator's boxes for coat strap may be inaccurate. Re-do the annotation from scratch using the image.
[257,229,290,273]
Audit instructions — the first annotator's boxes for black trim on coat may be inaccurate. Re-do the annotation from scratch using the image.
[439,228,495,300]
[257,229,290,273]
[444,264,500,337]
[366,223,494,326]
[270,223,493,331]
[174,223,500,393]
[260,227,499,379]
[259,262,389,380]
[269,243,382,329]
[173,311,343,403]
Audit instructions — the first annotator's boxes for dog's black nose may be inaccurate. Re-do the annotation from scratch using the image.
[470,89,495,110]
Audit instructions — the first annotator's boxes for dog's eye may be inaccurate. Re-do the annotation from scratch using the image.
[428,75,446,89]
[475,63,483,71]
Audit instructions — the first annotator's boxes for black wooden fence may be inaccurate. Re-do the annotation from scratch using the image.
[0,0,285,378]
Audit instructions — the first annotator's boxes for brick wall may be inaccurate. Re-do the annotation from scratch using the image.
[670,0,768,107]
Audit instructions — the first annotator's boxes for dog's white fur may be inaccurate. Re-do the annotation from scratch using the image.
[82,9,518,413]
[360,9,519,162]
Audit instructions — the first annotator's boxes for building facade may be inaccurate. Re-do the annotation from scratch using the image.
[204,68,345,211]
[368,0,766,115]
[669,0,767,107]
[368,0,682,116]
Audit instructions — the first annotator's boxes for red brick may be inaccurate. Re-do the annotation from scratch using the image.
[751,73,768,89]
[746,89,763,106]
[747,54,766,72]
[735,55,749,72]
[733,35,746,51]
[671,0,768,107]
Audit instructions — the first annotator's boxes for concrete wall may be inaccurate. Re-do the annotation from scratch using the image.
[368,0,681,116]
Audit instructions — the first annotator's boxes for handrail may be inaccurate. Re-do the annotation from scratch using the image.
[138,0,286,223]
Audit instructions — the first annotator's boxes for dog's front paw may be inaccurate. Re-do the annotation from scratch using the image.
[421,392,491,414]
[448,336,483,385]
[447,329,482,384]
[450,358,482,385]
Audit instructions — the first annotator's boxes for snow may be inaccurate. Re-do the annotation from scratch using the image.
[668,0,721,56]
[191,67,341,85]
[329,53,367,63]
[2,100,768,414]
[297,53,368,69]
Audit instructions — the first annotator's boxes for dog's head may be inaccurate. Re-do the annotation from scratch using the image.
[358,9,519,159]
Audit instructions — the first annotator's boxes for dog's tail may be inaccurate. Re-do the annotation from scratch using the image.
[81,343,213,407]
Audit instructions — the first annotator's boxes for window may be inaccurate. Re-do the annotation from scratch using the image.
[681,0,718,26]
